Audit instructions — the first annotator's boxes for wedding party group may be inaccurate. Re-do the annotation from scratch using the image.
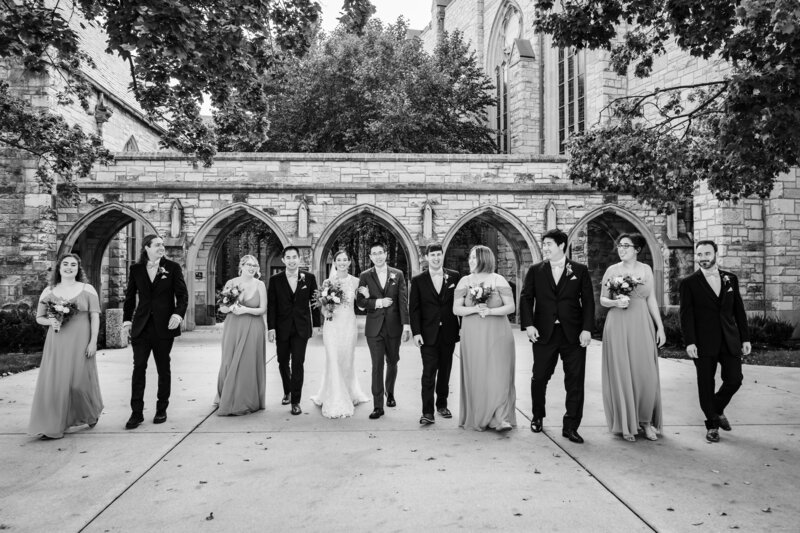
[28,229,750,446]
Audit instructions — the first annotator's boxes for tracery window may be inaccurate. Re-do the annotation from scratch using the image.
[557,47,585,154]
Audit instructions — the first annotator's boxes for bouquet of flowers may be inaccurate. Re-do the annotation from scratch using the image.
[468,282,494,305]
[313,279,347,321]
[43,296,79,332]
[605,275,644,301]
[218,283,244,309]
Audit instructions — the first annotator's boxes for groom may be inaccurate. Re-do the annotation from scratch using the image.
[122,234,188,429]
[409,243,461,425]
[268,246,320,415]
[357,242,411,419]
[520,229,594,443]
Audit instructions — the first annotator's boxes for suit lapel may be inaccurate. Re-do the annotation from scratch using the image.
[696,271,720,304]
[370,269,385,296]
[555,262,569,295]
[544,263,557,292]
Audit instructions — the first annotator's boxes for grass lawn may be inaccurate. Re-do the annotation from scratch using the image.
[0,352,43,376]
[659,345,800,367]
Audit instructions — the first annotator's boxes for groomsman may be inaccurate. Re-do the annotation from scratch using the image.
[520,229,594,443]
[680,240,751,443]
[357,242,411,419]
[122,235,188,429]
[409,244,461,425]
[267,246,321,415]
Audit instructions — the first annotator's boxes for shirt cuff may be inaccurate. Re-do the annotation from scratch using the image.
[403,324,411,332]
[123,321,132,327]
[375,299,383,309]
[170,314,182,322]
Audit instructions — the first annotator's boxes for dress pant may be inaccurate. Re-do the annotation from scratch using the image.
[366,321,401,409]
[276,324,309,405]
[530,324,586,430]
[419,327,455,415]
[693,344,743,429]
[130,318,174,414]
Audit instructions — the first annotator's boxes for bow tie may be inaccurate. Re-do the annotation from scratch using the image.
[550,261,565,269]
[703,270,719,278]
[287,273,298,279]
[147,260,160,268]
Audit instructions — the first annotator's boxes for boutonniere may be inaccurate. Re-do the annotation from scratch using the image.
[443,272,450,283]
[389,272,396,283]
[158,266,169,279]
[565,263,574,278]
[299,272,307,289]
[722,274,731,286]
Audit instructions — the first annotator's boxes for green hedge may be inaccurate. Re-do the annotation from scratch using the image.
[0,306,45,354]
[594,312,795,348]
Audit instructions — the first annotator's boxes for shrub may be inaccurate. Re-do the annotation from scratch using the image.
[748,315,795,345]
[0,306,45,353]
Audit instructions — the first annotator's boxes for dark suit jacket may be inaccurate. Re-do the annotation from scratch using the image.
[519,260,595,344]
[679,269,749,357]
[409,268,461,346]
[123,258,188,339]
[267,271,320,340]
[356,266,409,338]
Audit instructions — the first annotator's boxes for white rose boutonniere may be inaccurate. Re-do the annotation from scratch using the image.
[565,263,574,278]
[389,272,396,284]
[158,266,169,279]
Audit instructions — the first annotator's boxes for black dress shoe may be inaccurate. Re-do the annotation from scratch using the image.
[291,404,302,415]
[153,411,167,424]
[281,394,291,405]
[530,418,543,433]
[420,413,435,425]
[706,428,720,442]
[369,408,385,419]
[125,413,144,430]
[436,407,452,419]
[718,414,732,431]
[562,428,584,443]
[386,395,396,408]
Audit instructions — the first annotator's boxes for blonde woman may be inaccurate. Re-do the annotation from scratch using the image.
[216,255,267,415]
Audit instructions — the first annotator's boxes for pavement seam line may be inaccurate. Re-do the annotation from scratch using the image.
[76,406,219,533]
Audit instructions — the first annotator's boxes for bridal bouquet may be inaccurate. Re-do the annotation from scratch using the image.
[42,296,79,332]
[468,282,494,305]
[218,284,244,308]
[605,275,644,301]
[313,279,347,321]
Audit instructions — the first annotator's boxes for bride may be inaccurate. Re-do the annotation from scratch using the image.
[311,250,370,418]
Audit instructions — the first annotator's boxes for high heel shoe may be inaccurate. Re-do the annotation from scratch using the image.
[623,434,636,442]
[641,423,658,441]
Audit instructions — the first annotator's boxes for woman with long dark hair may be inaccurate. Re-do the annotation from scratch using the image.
[28,253,103,439]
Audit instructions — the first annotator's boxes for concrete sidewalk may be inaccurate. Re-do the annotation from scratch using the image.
[1,327,798,532]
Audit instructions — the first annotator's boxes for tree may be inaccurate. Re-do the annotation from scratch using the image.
[216,18,497,153]
[534,0,800,212]
[0,0,375,203]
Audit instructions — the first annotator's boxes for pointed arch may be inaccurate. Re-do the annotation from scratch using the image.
[123,135,139,152]
[185,203,290,328]
[569,204,665,306]
[313,204,419,278]
[58,202,157,256]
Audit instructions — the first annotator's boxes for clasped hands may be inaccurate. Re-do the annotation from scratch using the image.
[358,286,392,309]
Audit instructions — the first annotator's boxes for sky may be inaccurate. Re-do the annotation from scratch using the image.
[317,0,432,32]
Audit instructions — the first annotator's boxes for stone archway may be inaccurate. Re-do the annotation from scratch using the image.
[314,205,419,282]
[441,206,540,323]
[186,203,289,328]
[569,204,665,308]
[59,202,158,309]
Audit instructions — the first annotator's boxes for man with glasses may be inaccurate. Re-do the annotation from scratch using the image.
[520,229,595,443]
[356,242,411,419]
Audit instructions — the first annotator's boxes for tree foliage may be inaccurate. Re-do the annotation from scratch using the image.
[535,0,800,212]
[215,18,497,153]
[0,0,375,201]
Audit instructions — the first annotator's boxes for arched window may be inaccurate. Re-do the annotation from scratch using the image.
[123,135,139,152]
[557,47,585,154]
[493,6,521,154]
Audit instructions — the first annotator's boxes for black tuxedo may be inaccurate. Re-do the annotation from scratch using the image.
[122,257,188,415]
[680,269,749,429]
[267,271,320,404]
[356,266,409,409]
[409,268,461,415]
[519,259,595,430]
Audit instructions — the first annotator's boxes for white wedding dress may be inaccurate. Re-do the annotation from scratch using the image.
[311,274,370,418]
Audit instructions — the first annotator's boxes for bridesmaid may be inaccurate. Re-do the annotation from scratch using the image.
[453,245,517,432]
[29,253,103,439]
[600,233,666,442]
[216,255,267,415]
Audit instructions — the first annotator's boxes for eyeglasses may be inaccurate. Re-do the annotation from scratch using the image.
[243,263,259,267]
[617,244,635,250]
